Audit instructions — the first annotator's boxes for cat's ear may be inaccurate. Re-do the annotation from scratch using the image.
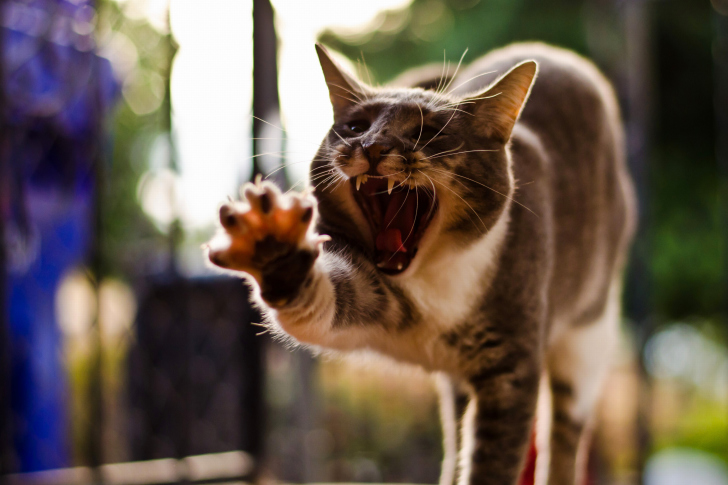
[315,44,370,118]
[465,60,538,144]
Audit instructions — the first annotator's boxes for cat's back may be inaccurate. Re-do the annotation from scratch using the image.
[453,43,623,167]
[455,43,637,330]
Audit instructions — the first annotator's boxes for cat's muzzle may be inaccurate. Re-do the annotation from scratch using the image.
[351,176,437,275]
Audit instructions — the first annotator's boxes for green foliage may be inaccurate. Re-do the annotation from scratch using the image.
[652,391,728,460]
[649,1,725,319]
[319,0,588,83]
[96,0,175,278]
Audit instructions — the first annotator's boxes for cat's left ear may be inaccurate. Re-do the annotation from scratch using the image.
[465,60,538,144]
[315,44,371,118]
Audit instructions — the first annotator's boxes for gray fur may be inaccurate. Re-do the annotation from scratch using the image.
[213,42,636,485]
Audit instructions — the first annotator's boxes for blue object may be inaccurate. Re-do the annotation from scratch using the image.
[2,0,119,471]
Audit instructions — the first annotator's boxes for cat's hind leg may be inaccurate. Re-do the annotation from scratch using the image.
[460,353,541,485]
[545,284,621,485]
[436,374,471,485]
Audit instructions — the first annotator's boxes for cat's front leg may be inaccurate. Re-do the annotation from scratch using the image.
[207,180,411,348]
[460,350,540,485]
[207,180,345,348]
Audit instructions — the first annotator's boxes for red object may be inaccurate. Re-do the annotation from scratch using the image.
[518,430,538,485]
[516,425,594,485]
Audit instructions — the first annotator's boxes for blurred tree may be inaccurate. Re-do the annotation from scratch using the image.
[95,0,176,279]
[649,1,723,320]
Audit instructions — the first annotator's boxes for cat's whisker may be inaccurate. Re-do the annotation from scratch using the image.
[314,174,337,191]
[435,107,474,117]
[429,176,487,233]
[264,160,329,179]
[321,171,346,193]
[420,143,466,161]
[333,93,361,105]
[413,104,424,151]
[320,174,337,192]
[250,134,314,143]
[333,174,349,192]
[252,115,288,133]
[445,70,498,95]
[331,129,351,147]
[428,167,539,217]
[440,48,469,96]
[417,170,439,221]
[326,82,365,103]
[435,59,451,99]
[358,51,374,88]
[329,173,349,193]
[308,172,337,184]
[420,107,458,151]
[436,104,475,111]
[465,92,503,102]
[284,180,305,194]
[307,171,336,187]
[244,150,317,164]
[309,170,337,184]
[434,51,449,98]
[426,149,499,160]
[286,168,333,194]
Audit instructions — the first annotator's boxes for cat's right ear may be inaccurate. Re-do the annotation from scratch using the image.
[315,44,369,118]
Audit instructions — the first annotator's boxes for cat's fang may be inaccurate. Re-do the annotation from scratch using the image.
[356,175,364,191]
[388,178,395,195]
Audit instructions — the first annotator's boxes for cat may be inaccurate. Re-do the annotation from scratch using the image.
[205,42,637,485]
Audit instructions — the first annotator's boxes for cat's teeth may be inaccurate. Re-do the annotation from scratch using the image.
[388,178,395,195]
[356,174,369,190]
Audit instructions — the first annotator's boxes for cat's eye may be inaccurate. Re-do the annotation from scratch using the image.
[413,125,443,142]
[346,120,370,134]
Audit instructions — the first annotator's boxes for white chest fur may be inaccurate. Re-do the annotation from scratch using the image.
[397,211,510,332]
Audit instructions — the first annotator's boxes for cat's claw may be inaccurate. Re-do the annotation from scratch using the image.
[207,180,320,280]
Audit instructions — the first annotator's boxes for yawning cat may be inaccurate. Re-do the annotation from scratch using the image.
[206,42,636,485]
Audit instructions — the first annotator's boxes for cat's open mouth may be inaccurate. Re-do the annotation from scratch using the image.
[351,175,437,275]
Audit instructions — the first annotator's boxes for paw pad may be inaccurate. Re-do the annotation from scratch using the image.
[206,180,317,275]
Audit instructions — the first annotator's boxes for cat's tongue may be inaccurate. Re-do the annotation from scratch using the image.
[375,189,417,272]
[376,228,409,254]
[376,189,416,252]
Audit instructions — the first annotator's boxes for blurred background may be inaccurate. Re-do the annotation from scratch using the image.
[0,0,726,484]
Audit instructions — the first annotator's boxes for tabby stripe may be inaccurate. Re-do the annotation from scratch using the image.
[550,378,574,396]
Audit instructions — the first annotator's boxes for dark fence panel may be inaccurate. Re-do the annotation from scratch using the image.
[128,278,263,465]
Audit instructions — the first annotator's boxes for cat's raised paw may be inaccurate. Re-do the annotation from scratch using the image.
[206,180,323,281]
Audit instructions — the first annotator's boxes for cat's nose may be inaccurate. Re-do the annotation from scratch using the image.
[361,141,392,168]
